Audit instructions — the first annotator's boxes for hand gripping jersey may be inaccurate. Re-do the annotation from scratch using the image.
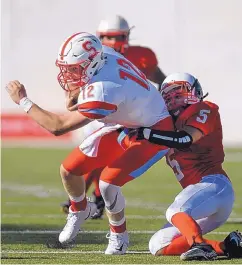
[166,101,228,188]
[78,46,169,128]
[124,46,158,77]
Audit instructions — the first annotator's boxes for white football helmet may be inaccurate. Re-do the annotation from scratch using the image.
[56,32,104,91]
[97,15,132,54]
[160,73,205,116]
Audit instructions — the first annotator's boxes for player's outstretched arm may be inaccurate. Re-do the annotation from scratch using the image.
[6,80,90,136]
[137,126,203,150]
[27,106,89,136]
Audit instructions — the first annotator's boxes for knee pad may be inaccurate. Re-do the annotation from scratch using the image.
[99,180,125,214]
[149,226,179,255]
[166,202,192,224]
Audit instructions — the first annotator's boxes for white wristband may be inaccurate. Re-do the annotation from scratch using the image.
[19,97,33,113]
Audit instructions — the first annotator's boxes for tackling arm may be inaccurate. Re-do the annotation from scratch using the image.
[137,126,203,149]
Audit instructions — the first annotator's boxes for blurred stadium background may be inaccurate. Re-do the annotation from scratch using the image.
[1,0,242,264]
[2,0,242,146]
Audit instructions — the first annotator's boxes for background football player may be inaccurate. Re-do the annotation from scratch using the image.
[136,73,241,261]
[97,15,166,87]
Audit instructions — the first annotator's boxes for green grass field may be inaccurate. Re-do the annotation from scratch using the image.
[1,147,242,264]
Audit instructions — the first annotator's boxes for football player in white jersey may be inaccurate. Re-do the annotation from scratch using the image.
[6,32,174,255]
[61,15,167,217]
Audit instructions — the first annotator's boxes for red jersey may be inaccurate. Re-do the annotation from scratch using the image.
[166,101,228,188]
[124,46,158,77]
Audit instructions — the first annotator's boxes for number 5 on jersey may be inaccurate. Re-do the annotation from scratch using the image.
[196,109,211,123]
[80,85,95,100]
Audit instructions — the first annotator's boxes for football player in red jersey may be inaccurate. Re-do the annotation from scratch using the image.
[61,15,167,217]
[137,73,242,261]
[97,15,166,87]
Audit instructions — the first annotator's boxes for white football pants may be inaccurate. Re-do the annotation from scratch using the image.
[149,174,235,255]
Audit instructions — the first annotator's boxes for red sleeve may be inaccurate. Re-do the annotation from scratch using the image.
[184,102,218,136]
[139,47,158,76]
[126,46,158,76]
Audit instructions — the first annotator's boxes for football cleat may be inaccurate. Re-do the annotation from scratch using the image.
[60,199,71,214]
[91,193,105,220]
[105,231,129,255]
[59,201,97,244]
[60,192,105,219]
[224,230,242,258]
[180,243,217,261]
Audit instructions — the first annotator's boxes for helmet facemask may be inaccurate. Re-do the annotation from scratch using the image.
[56,61,88,91]
[99,32,129,54]
[56,52,103,91]
[161,79,203,117]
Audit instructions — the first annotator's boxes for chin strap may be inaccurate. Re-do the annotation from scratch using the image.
[201,92,209,100]
[137,128,193,150]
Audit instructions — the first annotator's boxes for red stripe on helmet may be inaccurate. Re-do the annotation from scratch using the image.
[60,32,82,60]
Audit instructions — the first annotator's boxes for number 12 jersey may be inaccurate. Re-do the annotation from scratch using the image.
[77,46,169,128]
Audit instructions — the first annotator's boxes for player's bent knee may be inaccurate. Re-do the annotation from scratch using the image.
[99,180,125,214]
[166,201,193,223]
[166,204,179,224]
[149,234,163,256]
[60,164,72,179]
[149,229,173,256]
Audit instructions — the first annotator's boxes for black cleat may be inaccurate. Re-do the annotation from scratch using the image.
[60,194,105,219]
[60,199,71,214]
[180,243,217,261]
[60,192,105,219]
[91,193,105,220]
[224,230,242,258]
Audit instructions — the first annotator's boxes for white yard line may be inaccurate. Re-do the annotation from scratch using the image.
[1,183,65,198]
[1,214,166,219]
[1,230,231,235]
[1,250,150,254]
[2,213,242,222]
[3,200,168,211]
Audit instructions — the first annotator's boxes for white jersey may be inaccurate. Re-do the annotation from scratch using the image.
[78,46,169,128]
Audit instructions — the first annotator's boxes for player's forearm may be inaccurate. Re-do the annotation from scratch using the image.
[27,104,70,136]
[138,128,193,149]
